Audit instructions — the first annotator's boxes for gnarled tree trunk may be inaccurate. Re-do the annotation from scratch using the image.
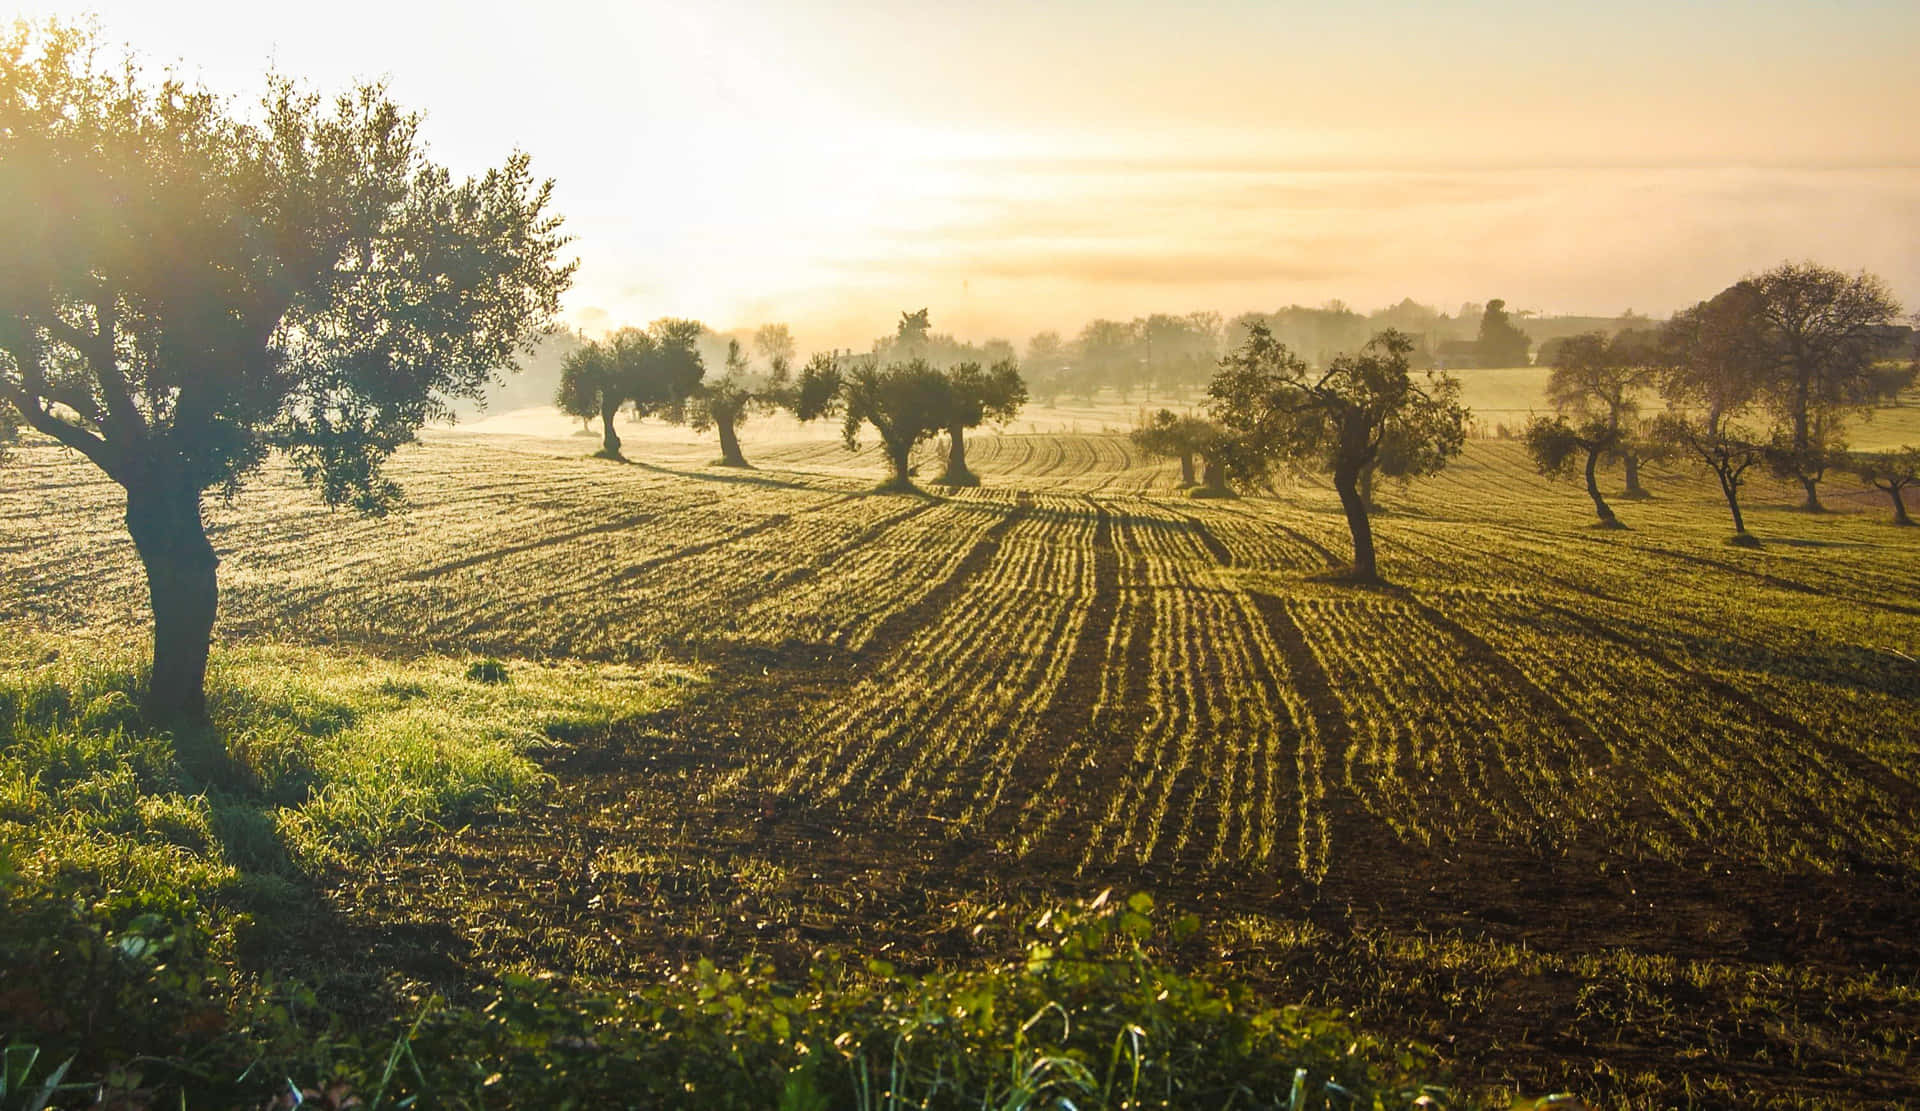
[599,398,622,457]
[1797,473,1824,513]
[1584,445,1620,526]
[937,425,978,486]
[881,436,915,491]
[124,473,219,723]
[1882,481,1913,526]
[1198,456,1232,496]
[1714,467,1754,544]
[1177,452,1195,487]
[1622,452,1649,498]
[1332,464,1377,582]
[716,418,747,467]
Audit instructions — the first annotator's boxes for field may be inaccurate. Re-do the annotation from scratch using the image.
[3,401,1919,1107]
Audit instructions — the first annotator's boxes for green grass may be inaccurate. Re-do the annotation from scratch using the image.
[0,635,699,1096]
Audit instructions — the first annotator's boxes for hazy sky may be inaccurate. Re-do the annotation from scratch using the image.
[20,1,1920,348]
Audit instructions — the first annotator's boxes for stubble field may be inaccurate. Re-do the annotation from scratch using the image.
[3,408,1917,1108]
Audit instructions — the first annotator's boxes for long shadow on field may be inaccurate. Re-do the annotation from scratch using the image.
[626,457,855,493]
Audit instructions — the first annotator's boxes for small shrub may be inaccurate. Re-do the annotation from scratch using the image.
[465,658,510,685]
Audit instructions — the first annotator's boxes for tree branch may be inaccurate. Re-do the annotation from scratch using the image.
[0,374,118,477]
[44,306,147,445]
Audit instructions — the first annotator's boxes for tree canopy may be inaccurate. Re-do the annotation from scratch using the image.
[1476,299,1533,368]
[1743,262,1904,511]
[554,322,704,460]
[0,22,573,719]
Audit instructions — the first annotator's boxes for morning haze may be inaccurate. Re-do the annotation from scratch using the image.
[27,0,1918,347]
[3,4,1918,1109]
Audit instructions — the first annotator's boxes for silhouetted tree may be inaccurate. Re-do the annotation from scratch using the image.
[1210,327,1466,581]
[0,23,572,722]
[752,323,796,368]
[555,321,702,461]
[1845,446,1919,526]
[683,338,787,467]
[557,330,645,458]
[1477,299,1532,367]
[1547,330,1660,497]
[789,353,950,491]
[1654,284,1773,546]
[1524,415,1624,527]
[935,359,1026,486]
[1024,331,1069,404]
[1743,263,1904,512]
[1129,410,1213,487]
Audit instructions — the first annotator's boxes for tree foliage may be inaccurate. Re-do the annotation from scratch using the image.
[554,322,703,460]
[0,22,573,720]
[934,358,1026,485]
[1476,298,1533,368]
[1209,326,1465,580]
[1741,262,1904,510]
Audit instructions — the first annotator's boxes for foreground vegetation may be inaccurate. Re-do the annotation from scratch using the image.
[3,420,1916,1106]
[0,634,1456,1109]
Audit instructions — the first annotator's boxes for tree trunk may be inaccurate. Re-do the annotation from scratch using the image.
[1886,482,1913,526]
[599,399,622,457]
[1716,467,1753,542]
[1798,473,1823,513]
[125,475,219,724]
[1332,466,1377,582]
[716,418,747,467]
[937,425,978,486]
[1584,446,1619,526]
[881,437,914,491]
[1623,452,1649,498]
[1198,457,1232,496]
[1177,452,1195,487]
[1358,463,1376,510]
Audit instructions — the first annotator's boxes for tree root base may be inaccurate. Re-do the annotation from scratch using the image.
[1726,533,1763,549]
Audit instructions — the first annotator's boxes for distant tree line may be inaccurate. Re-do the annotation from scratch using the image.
[1518,262,1916,542]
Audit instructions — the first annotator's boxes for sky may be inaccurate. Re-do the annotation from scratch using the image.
[17,1,1920,349]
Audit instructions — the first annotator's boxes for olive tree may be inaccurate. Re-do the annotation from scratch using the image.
[1129,409,1211,487]
[789,353,949,492]
[0,24,573,721]
[1523,415,1625,527]
[1744,263,1903,511]
[1209,326,1465,581]
[1846,447,1919,526]
[1653,284,1773,545]
[556,328,648,459]
[684,338,787,467]
[1546,330,1660,497]
[934,359,1026,486]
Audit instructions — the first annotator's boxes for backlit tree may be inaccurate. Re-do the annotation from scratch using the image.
[0,23,572,721]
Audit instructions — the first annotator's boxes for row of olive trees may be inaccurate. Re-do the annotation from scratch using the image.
[558,309,1030,486]
[1521,264,1917,542]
